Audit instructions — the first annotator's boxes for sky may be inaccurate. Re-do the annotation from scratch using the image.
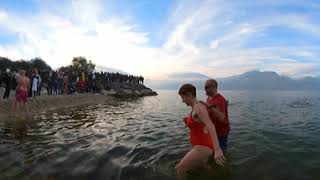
[0,0,320,79]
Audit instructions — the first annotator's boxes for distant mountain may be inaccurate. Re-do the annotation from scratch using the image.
[169,72,211,80]
[145,71,320,90]
[145,72,210,90]
[219,71,320,90]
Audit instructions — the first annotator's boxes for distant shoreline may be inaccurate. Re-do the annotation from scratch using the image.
[0,88,157,119]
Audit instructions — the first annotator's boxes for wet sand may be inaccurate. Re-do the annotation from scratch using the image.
[0,87,156,119]
[0,93,113,119]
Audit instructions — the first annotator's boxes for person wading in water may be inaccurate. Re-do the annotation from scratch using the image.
[176,84,226,178]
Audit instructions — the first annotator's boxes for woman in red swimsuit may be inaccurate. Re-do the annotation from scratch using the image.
[175,84,225,176]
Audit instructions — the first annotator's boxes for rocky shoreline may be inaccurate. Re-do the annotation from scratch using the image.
[105,82,158,97]
[0,87,157,118]
[107,88,157,98]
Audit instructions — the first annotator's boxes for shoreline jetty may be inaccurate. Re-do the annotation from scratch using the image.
[0,85,157,117]
[0,56,157,117]
[108,84,158,97]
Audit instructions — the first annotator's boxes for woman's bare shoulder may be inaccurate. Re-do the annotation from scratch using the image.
[195,102,206,111]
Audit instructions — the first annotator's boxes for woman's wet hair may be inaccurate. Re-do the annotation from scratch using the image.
[178,84,196,97]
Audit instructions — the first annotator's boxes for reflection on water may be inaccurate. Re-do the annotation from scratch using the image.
[0,90,320,180]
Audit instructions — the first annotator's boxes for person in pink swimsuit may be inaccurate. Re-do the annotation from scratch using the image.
[176,84,225,178]
[14,70,30,115]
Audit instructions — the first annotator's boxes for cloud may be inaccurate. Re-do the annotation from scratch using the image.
[160,0,320,78]
[0,1,183,78]
[0,0,320,79]
[210,40,219,49]
[0,11,7,22]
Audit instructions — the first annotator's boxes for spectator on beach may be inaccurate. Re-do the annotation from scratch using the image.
[139,76,144,84]
[82,72,86,83]
[92,72,97,93]
[36,71,42,96]
[3,69,14,99]
[57,71,63,95]
[0,72,2,88]
[63,72,69,95]
[48,71,53,95]
[76,72,86,93]
[31,70,39,98]
[53,71,58,95]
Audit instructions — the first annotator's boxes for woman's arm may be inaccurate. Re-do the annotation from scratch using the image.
[194,103,226,165]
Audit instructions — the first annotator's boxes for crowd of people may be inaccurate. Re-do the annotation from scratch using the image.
[0,68,145,99]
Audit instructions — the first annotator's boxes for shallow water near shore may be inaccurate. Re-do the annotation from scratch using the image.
[0,90,320,180]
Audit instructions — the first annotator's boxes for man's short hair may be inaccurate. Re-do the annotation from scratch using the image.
[207,79,218,88]
[179,84,196,97]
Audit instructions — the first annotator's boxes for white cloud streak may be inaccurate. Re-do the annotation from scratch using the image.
[0,1,182,79]
[0,0,320,79]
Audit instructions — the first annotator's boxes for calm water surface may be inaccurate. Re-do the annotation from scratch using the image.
[0,90,319,180]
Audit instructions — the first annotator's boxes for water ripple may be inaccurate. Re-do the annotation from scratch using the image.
[0,91,319,179]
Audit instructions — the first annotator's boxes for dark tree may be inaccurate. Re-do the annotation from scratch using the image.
[71,56,95,73]
[13,59,31,72]
[30,57,52,73]
[0,57,14,72]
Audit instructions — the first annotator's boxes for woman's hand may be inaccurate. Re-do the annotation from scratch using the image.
[214,148,226,166]
[183,117,188,126]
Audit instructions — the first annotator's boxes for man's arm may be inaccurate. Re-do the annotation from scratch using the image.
[200,100,225,123]
[209,105,225,123]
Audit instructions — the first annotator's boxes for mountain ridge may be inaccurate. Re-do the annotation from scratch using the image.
[145,71,320,90]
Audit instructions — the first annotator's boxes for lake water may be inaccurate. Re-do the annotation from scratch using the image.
[0,90,319,180]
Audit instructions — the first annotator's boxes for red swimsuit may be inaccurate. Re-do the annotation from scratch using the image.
[186,113,213,149]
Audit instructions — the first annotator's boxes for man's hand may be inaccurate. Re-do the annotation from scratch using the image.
[199,100,209,107]
[208,104,216,109]
[199,100,216,109]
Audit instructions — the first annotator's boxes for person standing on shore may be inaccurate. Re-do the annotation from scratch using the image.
[31,71,39,98]
[36,71,42,96]
[14,70,30,115]
[63,72,69,94]
[176,84,225,178]
[48,71,53,95]
[3,68,13,99]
